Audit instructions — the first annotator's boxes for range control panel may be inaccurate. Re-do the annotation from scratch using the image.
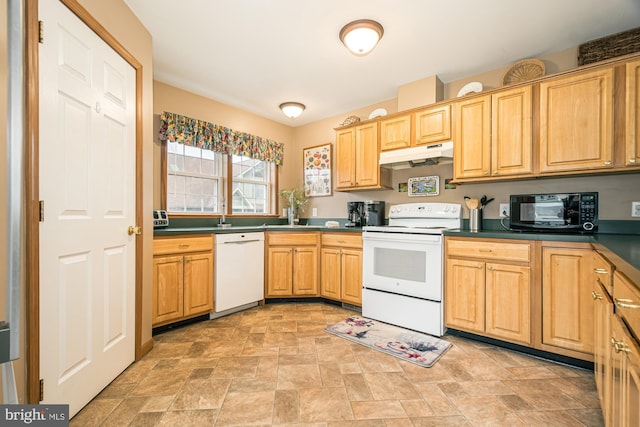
[153,210,169,228]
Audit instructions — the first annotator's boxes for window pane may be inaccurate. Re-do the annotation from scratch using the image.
[166,142,223,213]
[231,156,271,214]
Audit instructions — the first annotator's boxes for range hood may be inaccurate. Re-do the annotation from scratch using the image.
[379,141,453,170]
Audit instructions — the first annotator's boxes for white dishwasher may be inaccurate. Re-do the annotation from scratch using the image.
[214,232,265,314]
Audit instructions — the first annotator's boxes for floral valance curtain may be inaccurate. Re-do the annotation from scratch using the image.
[158,111,284,165]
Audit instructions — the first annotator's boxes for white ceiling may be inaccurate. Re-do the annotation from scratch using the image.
[124,0,640,127]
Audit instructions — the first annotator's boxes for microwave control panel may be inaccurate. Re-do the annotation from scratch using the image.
[578,194,597,223]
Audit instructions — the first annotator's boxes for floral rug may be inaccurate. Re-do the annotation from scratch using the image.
[324,316,452,368]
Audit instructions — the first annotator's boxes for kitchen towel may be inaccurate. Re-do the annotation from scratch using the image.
[324,315,452,368]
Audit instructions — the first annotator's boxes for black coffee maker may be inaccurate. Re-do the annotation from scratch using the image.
[363,201,385,226]
[346,201,364,227]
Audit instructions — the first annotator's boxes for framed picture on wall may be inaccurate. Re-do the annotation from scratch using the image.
[408,175,439,197]
[303,143,332,197]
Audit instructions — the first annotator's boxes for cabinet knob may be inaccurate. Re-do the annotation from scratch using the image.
[483,171,489,176]
[476,264,483,269]
[591,291,603,300]
[493,171,498,175]
[593,268,608,274]
[604,160,612,166]
[630,158,636,163]
[611,338,630,354]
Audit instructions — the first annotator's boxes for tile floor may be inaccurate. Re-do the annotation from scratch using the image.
[71,303,604,426]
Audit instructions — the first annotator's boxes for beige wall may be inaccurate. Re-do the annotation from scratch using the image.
[153,46,640,222]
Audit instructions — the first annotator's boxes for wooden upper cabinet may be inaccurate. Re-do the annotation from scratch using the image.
[335,128,356,189]
[354,122,380,188]
[627,59,640,166]
[454,95,491,179]
[491,85,533,177]
[414,104,451,146]
[539,68,614,173]
[380,114,411,151]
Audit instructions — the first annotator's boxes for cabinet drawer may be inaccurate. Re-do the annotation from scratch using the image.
[447,239,530,262]
[154,236,214,256]
[267,232,318,246]
[614,271,640,337]
[593,250,614,296]
[321,233,362,248]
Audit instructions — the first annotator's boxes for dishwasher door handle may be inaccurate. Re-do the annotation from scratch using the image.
[222,239,262,244]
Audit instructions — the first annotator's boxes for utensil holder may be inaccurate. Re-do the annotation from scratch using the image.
[469,209,482,232]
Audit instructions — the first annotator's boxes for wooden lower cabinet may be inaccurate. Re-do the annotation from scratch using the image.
[152,235,214,327]
[609,312,640,427]
[541,244,594,358]
[445,238,531,345]
[265,232,319,297]
[320,233,363,306]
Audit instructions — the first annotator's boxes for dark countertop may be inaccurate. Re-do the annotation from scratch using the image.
[154,224,363,236]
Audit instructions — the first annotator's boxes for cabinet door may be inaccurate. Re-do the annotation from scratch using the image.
[539,68,614,172]
[355,122,380,188]
[485,262,531,344]
[491,85,533,177]
[320,248,341,300]
[414,104,451,146]
[183,252,214,317]
[542,247,594,354]
[623,334,640,427]
[592,281,613,424]
[454,95,491,179]
[267,247,293,296]
[610,315,626,427]
[380,115,411,151]
[152,255,184,325]
[341,248,363,306]
[627,59,640,166]
[445,258,485,333]
[335,128,356,189]
[293,246,318,295]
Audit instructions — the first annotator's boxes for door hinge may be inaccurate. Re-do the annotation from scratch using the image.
[39,379,44,401]
[39,200,44,222]
[38,20,44,43]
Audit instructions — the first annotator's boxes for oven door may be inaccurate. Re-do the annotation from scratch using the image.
[362,231,442,301]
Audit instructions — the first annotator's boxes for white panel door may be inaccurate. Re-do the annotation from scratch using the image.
[38,0,136,417]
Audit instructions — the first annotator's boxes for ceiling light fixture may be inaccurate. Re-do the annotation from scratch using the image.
[279,102,306,119]
[339,19,384,56]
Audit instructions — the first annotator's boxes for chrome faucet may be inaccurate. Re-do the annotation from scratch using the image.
[219,197,226,225]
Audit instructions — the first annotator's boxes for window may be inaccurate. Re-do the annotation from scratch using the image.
[166,141,224,213]
[231,155,272,214]
[165,142,275,215]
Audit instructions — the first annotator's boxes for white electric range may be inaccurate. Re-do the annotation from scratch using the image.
[361,202,462,337]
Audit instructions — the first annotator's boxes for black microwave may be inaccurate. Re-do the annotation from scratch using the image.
[509,192,598,233]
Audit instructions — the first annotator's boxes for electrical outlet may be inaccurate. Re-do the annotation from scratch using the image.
[632,201,640,218]
[499,203,510,218]
[312,207,318,217]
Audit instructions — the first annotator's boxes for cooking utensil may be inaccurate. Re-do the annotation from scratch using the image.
[468,198,480,209]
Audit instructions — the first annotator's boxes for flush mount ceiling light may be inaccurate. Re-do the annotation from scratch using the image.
[279,102,306,119]
[339,19,384,56]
